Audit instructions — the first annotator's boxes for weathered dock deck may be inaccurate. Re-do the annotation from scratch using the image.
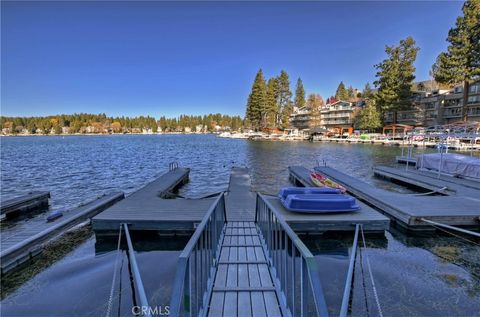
[1,191,50,220]
[92,167,219,232]
[226,167,256,222]
[288,166,390,232]
[1,191,124,274]
[374,165,480,194]
[208,221,282,317]
[315,166,480,230]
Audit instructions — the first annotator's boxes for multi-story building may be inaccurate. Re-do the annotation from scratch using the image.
[290,100,359,134]
[384,80,480,127]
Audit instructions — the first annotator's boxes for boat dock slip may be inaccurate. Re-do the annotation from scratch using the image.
[287,166,389,232]
[314,166,480,229]
[1,192,124,274]
[373,165,480,195]
[1,191,50,220]
[225,167,256,221]
[92,167,214,232]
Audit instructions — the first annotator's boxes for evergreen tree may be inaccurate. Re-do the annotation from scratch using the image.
[374,36,420,123]
[294,78,306,109]
[276,70,292,128]
[357,99,382,131]
[335,81,349,101]
[432,0,480,121]
[265,78,279,128]
[306,94,324,128]
[362,82,374,99]
[347,85,355,100]
[245,69,267,130]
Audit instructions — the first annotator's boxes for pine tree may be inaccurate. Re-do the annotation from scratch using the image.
[374,36,420,123]
[294,78,306,109]
[306,94,324,128]
[265,78,279,128]
[276,70,292,128]
[362,82,374,99]
[347,85,355,100]
[357,99,382,131]
[432,0,480,121]
[335,81,349,101]
[245,69,267,130]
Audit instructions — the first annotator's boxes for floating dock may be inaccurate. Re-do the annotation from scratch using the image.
[314,166,480,230]
[395,155,417,165]
[1,192,124,274]
[92,167,219,232]
[287,166,390,232]
[373,165,480,196]
[1,191,50,220]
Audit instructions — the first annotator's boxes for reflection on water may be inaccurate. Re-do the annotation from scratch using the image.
[303,230,480,317]
[1,135,479,316]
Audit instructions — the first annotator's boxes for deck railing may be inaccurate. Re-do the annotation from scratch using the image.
[256,193,330,317]
[169,193,226,317]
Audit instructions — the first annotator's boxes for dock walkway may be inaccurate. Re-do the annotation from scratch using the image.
[1,192,124,274]
[92,168,219,232]
[315,166,480,229]
[374,165,480,194]
[208,221,282,316]
[225,167,256,222]
[1,191,50,220]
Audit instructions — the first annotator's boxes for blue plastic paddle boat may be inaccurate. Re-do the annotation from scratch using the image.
[280,193,360,213]
[278,187,341,201]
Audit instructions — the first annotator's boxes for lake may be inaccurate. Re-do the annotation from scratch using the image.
[1,135,479,317]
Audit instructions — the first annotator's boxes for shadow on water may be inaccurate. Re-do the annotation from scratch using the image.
[303,230,480,317]
[1,227,189,317]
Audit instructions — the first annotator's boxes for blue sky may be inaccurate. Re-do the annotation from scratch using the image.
[1,1,463,118]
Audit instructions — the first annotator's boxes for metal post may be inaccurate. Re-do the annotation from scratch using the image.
[123,224,151,317]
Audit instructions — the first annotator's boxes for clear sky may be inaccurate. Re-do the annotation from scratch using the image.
[1,1,463,118]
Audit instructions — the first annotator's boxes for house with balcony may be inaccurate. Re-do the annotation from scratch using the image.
[321,101,358,134]
[290,106,316,131]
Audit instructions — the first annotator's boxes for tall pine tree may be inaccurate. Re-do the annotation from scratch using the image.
[265,78,279,128]
[335,81,349,101]
[277,70,293,128]
[294,78,306,109]
[374,36,419,123]
[432,0,480,121]
[245,69,267,130]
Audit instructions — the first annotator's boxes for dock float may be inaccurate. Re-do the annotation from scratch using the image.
[92,167,218,232]
[314,166,480,230]
[287,166,390,232]
[373,165,480,195]
[395,155,417,165]
[1,191,50,220]
[0,191,124,274]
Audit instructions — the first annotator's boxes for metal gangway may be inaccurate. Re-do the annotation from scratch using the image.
[169,193,362,317]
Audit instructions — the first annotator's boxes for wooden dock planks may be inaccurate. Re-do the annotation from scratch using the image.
[373,165,480,195]
[315,166,480,229]
[207,221,282,317]
[225,167,256,222]
[1,191,50,220]
[92,168,219,232]
[1,191,124,274]
[287,166,390,232]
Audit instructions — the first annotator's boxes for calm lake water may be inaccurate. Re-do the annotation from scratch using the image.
[1,135,479,317]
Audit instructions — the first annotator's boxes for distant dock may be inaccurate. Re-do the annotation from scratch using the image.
[315,166,480,230]
[1,191,50,220]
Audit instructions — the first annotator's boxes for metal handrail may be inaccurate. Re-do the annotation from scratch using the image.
[339,224,359,317]
[123,224,151,317]
[169,193,227,317]
[169,162,179,171]
[256,193,330,317]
